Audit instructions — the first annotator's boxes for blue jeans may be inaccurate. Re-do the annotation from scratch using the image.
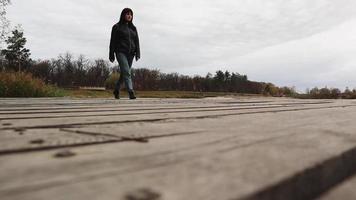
[115,52,134,92]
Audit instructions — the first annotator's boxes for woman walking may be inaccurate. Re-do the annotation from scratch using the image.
[109,8,140,99]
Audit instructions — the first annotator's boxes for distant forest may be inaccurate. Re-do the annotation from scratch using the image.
[0,52,296,96]
[1,26,356,99]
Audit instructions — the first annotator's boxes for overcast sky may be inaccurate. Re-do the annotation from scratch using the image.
[6,0,356,91]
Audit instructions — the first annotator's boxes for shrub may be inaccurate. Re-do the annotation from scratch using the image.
[104,72,120,89]
[0,71,65,97]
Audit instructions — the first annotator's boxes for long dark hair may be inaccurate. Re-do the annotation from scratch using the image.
[119,8,136,30]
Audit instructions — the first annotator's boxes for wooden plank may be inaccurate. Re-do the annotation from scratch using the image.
[319,176,356,200]
[0,101,356,200]
[0,105,288,120]
[0,128,115,155]
[0,100,335,116]
[1,103,353,131]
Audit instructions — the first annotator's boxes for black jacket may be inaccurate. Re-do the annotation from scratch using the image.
[109,23,140,61]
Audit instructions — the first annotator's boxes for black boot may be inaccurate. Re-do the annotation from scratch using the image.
[113,90,120,99]
[128,91,136,99]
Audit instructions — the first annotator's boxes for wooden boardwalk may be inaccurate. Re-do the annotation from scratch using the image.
[0,97,356,200]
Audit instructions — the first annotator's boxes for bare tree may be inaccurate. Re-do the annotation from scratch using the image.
[59,52,75,86]
[75,54,89,86]
[0,0,10,70]
[0,0,11,49]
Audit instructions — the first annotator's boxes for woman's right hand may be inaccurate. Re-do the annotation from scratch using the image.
[109,55,115,63]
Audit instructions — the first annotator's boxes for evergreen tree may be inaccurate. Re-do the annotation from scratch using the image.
[1,27,31,71]
[214,70,225,91]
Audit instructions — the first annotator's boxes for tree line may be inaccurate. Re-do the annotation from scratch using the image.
[302,87,356,99]
[0,49,292,96]
[0,26,296,95]
[130,68,295,96]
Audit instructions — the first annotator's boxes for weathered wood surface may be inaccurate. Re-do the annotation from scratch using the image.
[0,97,356,200]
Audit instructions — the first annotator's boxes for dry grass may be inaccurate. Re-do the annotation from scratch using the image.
[0,71,65,97]
[0,71,264,99]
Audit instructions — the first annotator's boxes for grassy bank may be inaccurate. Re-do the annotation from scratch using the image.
[0,71,261,99]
